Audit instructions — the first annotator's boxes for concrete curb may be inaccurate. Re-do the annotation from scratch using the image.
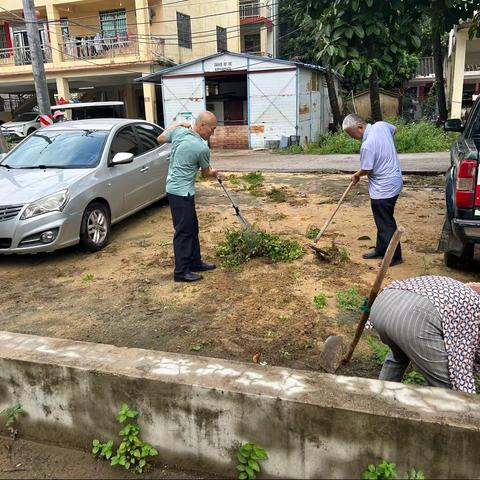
[1,331,479,478]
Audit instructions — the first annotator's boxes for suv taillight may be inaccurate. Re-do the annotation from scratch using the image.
[456,159,477,209]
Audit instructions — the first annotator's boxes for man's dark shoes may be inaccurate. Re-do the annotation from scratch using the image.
[174,272,203,282]
[190,262,216,272]
[362,249,383,260]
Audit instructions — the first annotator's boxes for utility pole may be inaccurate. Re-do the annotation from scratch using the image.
[22,0,51,117]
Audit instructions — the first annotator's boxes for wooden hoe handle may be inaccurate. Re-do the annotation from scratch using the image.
[313,180,355,244]
[341,227,404,365]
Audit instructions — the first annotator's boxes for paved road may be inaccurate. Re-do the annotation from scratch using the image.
[211,151,450,174]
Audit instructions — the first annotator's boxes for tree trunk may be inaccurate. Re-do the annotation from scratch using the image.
[433,28,448,123]
[325,64,342,132]
[369,70,382,121]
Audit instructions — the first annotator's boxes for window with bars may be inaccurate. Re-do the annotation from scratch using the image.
[216,26,227,52]
[0,27,8,58]
[99,9,127,40]
[176,12,192,49]
[60,17,70,39]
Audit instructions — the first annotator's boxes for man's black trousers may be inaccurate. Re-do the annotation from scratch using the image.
[167,193,202,275]
[370,195,402,262]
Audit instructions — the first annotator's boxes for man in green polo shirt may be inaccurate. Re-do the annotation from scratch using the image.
[157,111,220,282]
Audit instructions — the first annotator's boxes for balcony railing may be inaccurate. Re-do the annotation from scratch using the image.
[240,2,271,19]
[0,45,52,67]
[61,34,139,61]
[465,63,480,72]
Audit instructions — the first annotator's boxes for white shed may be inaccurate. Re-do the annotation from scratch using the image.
[138,52,338,149]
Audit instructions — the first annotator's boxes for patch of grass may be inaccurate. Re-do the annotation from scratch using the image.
[82,273,94,281]
[275,118,458,155]
[227,174,241,185]
[270,212,288,221]
[313,293,327,309]
[305,224,320,240]
[242,171,264,187]
[335,287,362,311]
[216,228,304,268]
[278,314,290,321]
[266,187,287,202]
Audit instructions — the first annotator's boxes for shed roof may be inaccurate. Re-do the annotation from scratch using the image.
[136,51,329,84]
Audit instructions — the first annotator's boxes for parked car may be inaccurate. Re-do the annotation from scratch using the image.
[0,119,169,254]
[51,101,125,120]
[0,112,40,141]
[439,97,480,268]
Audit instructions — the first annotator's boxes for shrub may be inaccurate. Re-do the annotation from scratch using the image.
[216,228,304,268]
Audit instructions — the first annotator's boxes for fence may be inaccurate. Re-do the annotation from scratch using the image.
[61,35,139,61]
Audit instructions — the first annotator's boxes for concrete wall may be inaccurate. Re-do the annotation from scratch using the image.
[0,331,480,479]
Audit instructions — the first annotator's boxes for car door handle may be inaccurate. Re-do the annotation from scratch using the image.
[140,166,149,173]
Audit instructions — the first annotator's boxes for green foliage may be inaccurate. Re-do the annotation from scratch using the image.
[235,443,268,480]
[366,336,389,366]
[362,461,425,480]
[403,370,428,386]
[216,228,304,268]
[313,293,327,309]
[277,119,457,154]
[227,174,241,185]
[305,225,320,239]
[335,287,362,311]
[242,171,264,188]
[190,342,206,351]
[418,256,431,276]
[82,273,94,281]
[92,404,158,474]
[266,188,287,203]
[0,404,23,440]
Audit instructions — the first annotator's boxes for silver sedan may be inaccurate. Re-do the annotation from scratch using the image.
[0,119,170,254]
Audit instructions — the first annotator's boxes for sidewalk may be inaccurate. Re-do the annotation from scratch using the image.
[211,150,450,174]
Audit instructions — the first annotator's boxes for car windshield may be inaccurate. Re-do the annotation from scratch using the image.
[12,113,38,122]
[1,129,108,169]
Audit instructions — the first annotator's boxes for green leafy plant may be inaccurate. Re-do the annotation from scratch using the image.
[362,461,425,480]
[367,336,389,366]
[216,228,304,268]
[236,442,268,480]
[267,188,287,203]
[242,171,264,187]
[403,369,428,386]
[190,342,206,351]
[82,273,94,281]
[335,287,362,311]
[305,225,320,239]
[228,174,241,185]
[0,404,23,440]
[313,293,327,309]
[92,404,158,474]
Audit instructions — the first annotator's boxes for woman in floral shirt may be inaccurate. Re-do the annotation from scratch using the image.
[369,276,480,393]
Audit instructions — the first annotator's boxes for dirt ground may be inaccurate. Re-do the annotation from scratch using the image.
[0,437,214,479]
[0,172,478,378]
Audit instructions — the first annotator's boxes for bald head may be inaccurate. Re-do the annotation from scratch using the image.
[194,110,217,140]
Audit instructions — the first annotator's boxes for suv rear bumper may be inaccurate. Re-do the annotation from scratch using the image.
[453,219,480,240]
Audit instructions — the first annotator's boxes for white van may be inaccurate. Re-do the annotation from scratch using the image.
[51,101,125,120]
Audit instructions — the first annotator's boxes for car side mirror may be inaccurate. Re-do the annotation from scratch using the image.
[444,119,463,132]
[111,152,134,165]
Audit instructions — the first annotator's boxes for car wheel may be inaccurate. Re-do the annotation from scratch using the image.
[79,202,111,252]
[27,128,36,136]
[444,243,474,270]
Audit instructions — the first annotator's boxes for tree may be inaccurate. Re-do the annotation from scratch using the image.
[424,1,476,122]
[304,0,424,121]
[468,11,480,39]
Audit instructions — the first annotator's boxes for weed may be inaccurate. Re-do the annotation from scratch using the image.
[227,174,241,185]
[267,188,287,203]
[190,342,206,351]
[0,404,23,440]
[235,442,268,480]
[313,293,327,310]
[270,212,288,221]
[335,287,362,311]
[278,314,290,321]
[367,336,389,366]
[290,271,301,280]
[242,171,264,187]
[92,404,158,474]
[215,228,304,268]
[403,369,428,386]
[305,224,320,240]
[418,256,431,276]
[362,460,425,480]
[82,273,94,281]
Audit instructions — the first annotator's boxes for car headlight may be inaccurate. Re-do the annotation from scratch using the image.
[21,190,69,220]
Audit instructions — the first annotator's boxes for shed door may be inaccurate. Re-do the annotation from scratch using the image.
[162,75,206,127]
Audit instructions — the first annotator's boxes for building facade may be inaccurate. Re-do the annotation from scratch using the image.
[0,0,277,124]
